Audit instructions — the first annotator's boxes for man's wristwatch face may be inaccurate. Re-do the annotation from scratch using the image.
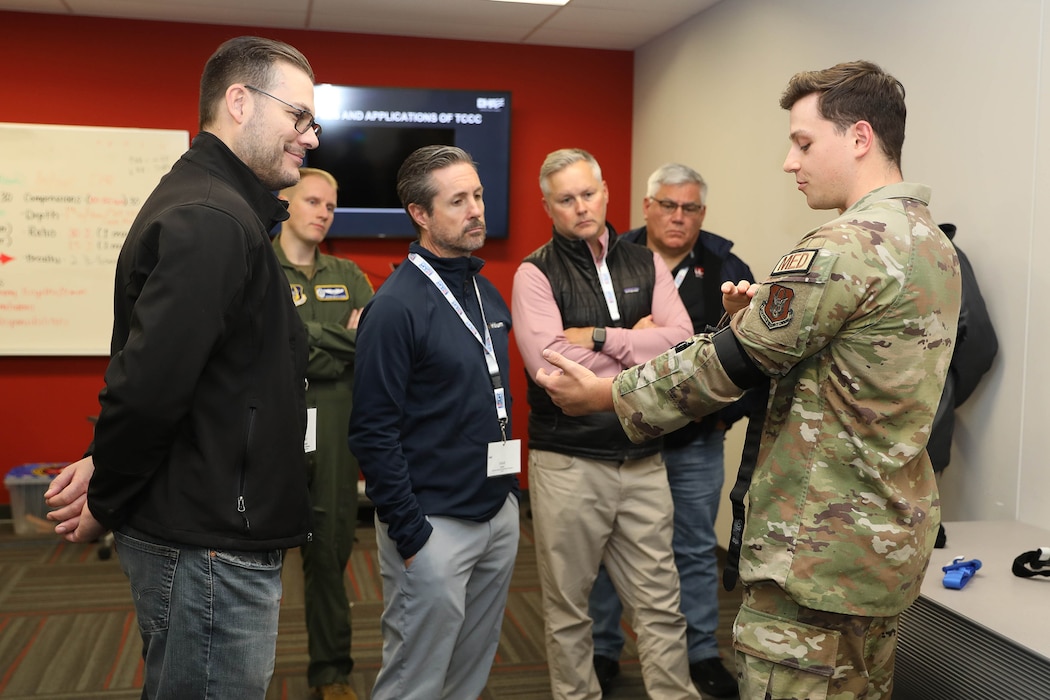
[592,326,606,350]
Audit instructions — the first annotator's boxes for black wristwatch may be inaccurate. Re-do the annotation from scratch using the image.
[592,326,606,351]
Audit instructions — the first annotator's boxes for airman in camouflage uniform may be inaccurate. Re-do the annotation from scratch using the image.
[535,61,961,700]
[615,181,959,698]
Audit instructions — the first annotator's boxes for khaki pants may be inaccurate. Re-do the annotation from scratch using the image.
[734,582,899,700]
[529,449,699,700]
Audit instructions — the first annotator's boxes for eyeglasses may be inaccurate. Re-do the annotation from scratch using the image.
[244,85,322,137]
[651,198,704,215]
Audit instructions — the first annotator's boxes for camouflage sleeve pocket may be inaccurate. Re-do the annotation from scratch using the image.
[614,337,743,443]
[733,605,839,700]
[616,345,682,395]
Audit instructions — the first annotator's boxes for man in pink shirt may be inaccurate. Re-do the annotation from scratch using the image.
[512,148,699,700]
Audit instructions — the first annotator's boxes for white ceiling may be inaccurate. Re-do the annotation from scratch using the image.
[0,0,721,50]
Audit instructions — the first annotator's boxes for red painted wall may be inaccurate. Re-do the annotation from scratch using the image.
[0,11,633,503]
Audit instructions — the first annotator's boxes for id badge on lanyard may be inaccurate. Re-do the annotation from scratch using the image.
[409,253,521,476]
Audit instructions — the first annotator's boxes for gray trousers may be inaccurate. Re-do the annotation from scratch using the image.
[371,494,519,700]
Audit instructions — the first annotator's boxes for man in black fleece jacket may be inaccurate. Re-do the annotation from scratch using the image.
[45,35,320,699]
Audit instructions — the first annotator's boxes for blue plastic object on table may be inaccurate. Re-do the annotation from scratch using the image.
[942,556,982,589]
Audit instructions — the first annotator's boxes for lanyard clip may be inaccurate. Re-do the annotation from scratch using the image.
[942,556,982,589]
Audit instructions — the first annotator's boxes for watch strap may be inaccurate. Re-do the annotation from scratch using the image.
[592,326,606,352]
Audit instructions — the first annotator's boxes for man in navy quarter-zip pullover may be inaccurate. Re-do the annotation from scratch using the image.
[349,145,519,700]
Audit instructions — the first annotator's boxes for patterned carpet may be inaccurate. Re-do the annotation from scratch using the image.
[0,507,740,699]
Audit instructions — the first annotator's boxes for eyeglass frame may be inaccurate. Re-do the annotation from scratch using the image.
[244,85,322,137]
[649,197,705,216]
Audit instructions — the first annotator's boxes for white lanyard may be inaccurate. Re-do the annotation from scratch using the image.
[595,256,622,322]
[409,253,508,437]
[672,250,695,289]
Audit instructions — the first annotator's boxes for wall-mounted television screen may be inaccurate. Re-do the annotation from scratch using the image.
[308,84,511,239]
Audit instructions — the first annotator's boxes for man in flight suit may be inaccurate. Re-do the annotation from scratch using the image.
[275,167,374,700]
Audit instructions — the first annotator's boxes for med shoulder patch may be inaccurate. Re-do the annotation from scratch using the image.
[771,249,818,276]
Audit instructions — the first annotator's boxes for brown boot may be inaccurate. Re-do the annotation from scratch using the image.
[310,683,359,700]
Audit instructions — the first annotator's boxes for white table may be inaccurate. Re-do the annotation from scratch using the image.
[894,520,1050,699]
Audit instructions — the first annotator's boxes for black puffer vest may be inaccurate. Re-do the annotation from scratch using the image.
[524,228,660,460]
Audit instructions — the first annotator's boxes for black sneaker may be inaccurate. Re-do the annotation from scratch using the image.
[690,657,738,698]
[593,654,620,695]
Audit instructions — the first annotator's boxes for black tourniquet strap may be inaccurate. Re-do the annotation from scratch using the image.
[722,395,766,591]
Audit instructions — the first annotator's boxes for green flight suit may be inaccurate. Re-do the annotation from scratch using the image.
[273,235,374,688]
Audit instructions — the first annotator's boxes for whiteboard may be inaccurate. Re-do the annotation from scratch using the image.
[0,123,189,355]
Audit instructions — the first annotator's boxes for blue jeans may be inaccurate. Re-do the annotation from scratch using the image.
[113,528,284,699]
[591,429,725,663]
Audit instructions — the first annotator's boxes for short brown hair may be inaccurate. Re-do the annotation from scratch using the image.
[198,36,314,131]
[396,145,477,233]
[780,60,906,169]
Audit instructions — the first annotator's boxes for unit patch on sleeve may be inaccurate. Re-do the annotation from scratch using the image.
[760,283,794,330]
[314,285,349,301]
[289,283,307,307]
[770,248,818,276]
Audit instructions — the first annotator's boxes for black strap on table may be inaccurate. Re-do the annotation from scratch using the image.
[1012,547,1050,578]
[722,395,767,591]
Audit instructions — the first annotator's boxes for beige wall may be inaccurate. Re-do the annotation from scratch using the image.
[633,0,1048,541]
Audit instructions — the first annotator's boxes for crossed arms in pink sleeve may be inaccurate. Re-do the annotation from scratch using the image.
[512,243,692,380]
